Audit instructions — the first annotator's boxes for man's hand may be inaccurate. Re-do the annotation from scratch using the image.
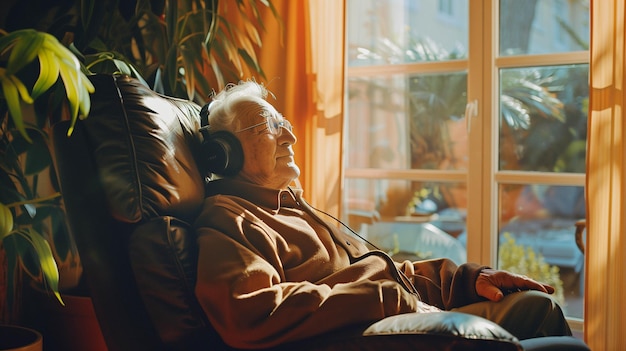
[475,268,555,302]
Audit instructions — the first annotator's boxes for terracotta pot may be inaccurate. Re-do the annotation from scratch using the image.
[0,325,43,351]
[29,293,107,351]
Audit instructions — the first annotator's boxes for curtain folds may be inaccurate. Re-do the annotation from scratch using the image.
[300,0,345,215]
[240,0,345,215]
[586,0,626,349]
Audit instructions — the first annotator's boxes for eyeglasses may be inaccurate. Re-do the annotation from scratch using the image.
[235,115,293,137]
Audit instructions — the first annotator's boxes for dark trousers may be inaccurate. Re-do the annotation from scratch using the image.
[452,290,572,340]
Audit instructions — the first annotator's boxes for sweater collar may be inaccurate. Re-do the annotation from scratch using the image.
[205,178,303,211]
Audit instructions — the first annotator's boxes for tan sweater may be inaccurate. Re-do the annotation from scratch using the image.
[193,179,486,349]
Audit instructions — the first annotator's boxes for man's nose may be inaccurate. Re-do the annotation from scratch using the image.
[279,126,297,144]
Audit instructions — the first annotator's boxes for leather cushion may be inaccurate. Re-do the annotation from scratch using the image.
[129,216,228,349]
[271,312,522,351]
[360,312,523,351]
[84,74,205,224]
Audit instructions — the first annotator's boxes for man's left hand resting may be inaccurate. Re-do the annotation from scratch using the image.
[476,268,555,302]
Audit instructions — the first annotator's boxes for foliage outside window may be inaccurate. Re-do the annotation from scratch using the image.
[498,232,565,306]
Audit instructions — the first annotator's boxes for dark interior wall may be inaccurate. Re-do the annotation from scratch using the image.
[1,0,74,31]
[0,0,19,28]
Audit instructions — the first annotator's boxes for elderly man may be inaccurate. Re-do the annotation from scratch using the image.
[193,80,571,350]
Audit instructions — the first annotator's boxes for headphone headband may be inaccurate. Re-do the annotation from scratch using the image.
[199,103,244,176]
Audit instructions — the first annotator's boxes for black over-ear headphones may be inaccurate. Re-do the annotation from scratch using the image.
[199,102,244,176]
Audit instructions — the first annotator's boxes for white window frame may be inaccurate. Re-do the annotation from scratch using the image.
[344,0,588,332]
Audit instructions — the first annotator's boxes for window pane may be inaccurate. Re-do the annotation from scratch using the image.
[498,64,588,172]
[498,184,585,319]
[343,178,467,265]
[499,0,589,56]
[347,0,468,66]
[347,72,468,170]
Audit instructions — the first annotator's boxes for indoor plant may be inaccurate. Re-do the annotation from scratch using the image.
[0,0,277,327]
[0,29,93,319]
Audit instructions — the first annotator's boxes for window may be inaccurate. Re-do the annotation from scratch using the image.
[344,0,589,327]
[438,0,453,16]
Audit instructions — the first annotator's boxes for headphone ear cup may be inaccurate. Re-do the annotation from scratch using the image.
[203,131,244,176]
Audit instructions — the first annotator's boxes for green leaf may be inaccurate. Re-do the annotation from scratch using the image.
[209,54,225,89]
[6,30,44,75]
[239,48,265,79]
[164,46,178,96]
[0,30,19,53]
[204,0,219,47]
[80,0,96,31]
[166,0,178,44]
[112,59,133,76]
[180,46,197,100]
[23,130,52,175]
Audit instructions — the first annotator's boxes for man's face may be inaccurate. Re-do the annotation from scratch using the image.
[233,101,300,189]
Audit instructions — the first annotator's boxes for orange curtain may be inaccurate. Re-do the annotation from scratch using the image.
[252,0,314,198]
[586,0,626,349]
[232,0,346,215]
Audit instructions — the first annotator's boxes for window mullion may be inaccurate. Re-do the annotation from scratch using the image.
[465,0,493,265]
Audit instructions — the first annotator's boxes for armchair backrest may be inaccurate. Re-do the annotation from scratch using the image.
[52,74,225,350]
[52,74,542,351]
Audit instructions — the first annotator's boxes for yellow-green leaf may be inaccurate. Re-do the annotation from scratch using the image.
[0,203,13,240]
[32,48,61,100]
[58,66,80,121]
[42,34,77,65]
[78,73,95,115]
[20,228,63,305]
[0,70,32,142]
[9,74,33,104]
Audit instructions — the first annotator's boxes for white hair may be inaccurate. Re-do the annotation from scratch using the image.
[206,80,275,131]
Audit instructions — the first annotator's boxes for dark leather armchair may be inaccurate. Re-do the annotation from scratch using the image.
[51,74,589,351]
